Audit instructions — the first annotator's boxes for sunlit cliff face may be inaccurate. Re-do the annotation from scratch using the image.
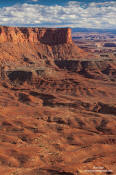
[0,26,72,45]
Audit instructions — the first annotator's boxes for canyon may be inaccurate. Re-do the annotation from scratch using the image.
[0,26,116,175]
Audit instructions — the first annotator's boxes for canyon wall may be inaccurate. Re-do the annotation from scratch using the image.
[0,26,72,45]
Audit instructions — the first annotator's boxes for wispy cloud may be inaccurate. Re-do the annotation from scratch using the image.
[30,0,38,2]
[0,1,116,28]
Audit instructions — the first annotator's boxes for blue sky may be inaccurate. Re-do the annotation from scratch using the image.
[0,0,115,7]
[0,0,116,28]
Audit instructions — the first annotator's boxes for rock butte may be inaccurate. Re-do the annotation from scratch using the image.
[0,26,89,62]
[0,26,72,45]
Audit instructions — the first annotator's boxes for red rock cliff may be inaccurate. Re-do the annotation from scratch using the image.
[0,26,72,45]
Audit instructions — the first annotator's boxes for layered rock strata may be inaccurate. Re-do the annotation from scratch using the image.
[0,26,72,45]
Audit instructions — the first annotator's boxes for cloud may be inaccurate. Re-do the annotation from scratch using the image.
[0,1,116,28]
[31,0,38,2]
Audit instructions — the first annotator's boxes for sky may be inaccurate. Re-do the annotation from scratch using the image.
[0,0,116,29]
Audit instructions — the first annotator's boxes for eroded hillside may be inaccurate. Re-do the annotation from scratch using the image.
[0,26,116,175]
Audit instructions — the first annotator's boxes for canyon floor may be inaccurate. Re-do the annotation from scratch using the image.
[0,29,116,175]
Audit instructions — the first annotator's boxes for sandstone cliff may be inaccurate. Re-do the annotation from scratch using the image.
[0,26,72,45]
[0,26,89,64]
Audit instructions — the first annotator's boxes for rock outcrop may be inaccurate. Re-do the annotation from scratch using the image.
[0,26,88,64]
[0,26,72,45]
